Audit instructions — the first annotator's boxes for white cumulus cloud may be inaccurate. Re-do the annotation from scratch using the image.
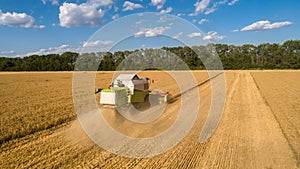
[134,26,170,37]
[157,15,175,23]
[241,20,292,31]
[198,18,208,24]
[160,7,173,14]
[177,13,184,17]
[173,32,183,39]
[203,31,225,41]
[34,25,46,29]
[52,0,59,5]
[41,0,59,5]
[228,0,238,6]
[0,50,14,54]
[204,7,216,14]
[83,40,113,47]
[187,32,202,38]
[0,10,36,28]
[88,0,113,6]
[25,44,78,56]
[191,0,238,15]
[59,2,105,27]
[82,40,113,52]
[193,0,210,15]
[122,1,143,11]
[218,0,227,5]
[151,0,166,10]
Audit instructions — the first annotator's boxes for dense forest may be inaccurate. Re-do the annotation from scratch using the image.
[0,40,300,71]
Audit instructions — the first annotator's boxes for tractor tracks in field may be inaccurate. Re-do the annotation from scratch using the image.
[238,72,297,168]
[250,72,300,167]
[195,72,240,169]
[197,71,297,169]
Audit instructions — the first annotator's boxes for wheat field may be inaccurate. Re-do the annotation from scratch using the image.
[0,70,299,168]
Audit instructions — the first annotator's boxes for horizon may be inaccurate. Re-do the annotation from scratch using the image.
[1,39,299,58]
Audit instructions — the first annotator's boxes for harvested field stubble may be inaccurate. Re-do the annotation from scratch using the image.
[0,71,299,168]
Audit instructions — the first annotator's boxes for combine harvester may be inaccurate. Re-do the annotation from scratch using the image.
[96,74,169,107]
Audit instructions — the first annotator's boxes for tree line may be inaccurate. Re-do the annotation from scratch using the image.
[0,40,299,71]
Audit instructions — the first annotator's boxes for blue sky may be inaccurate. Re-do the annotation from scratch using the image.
[0,0,299,57]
